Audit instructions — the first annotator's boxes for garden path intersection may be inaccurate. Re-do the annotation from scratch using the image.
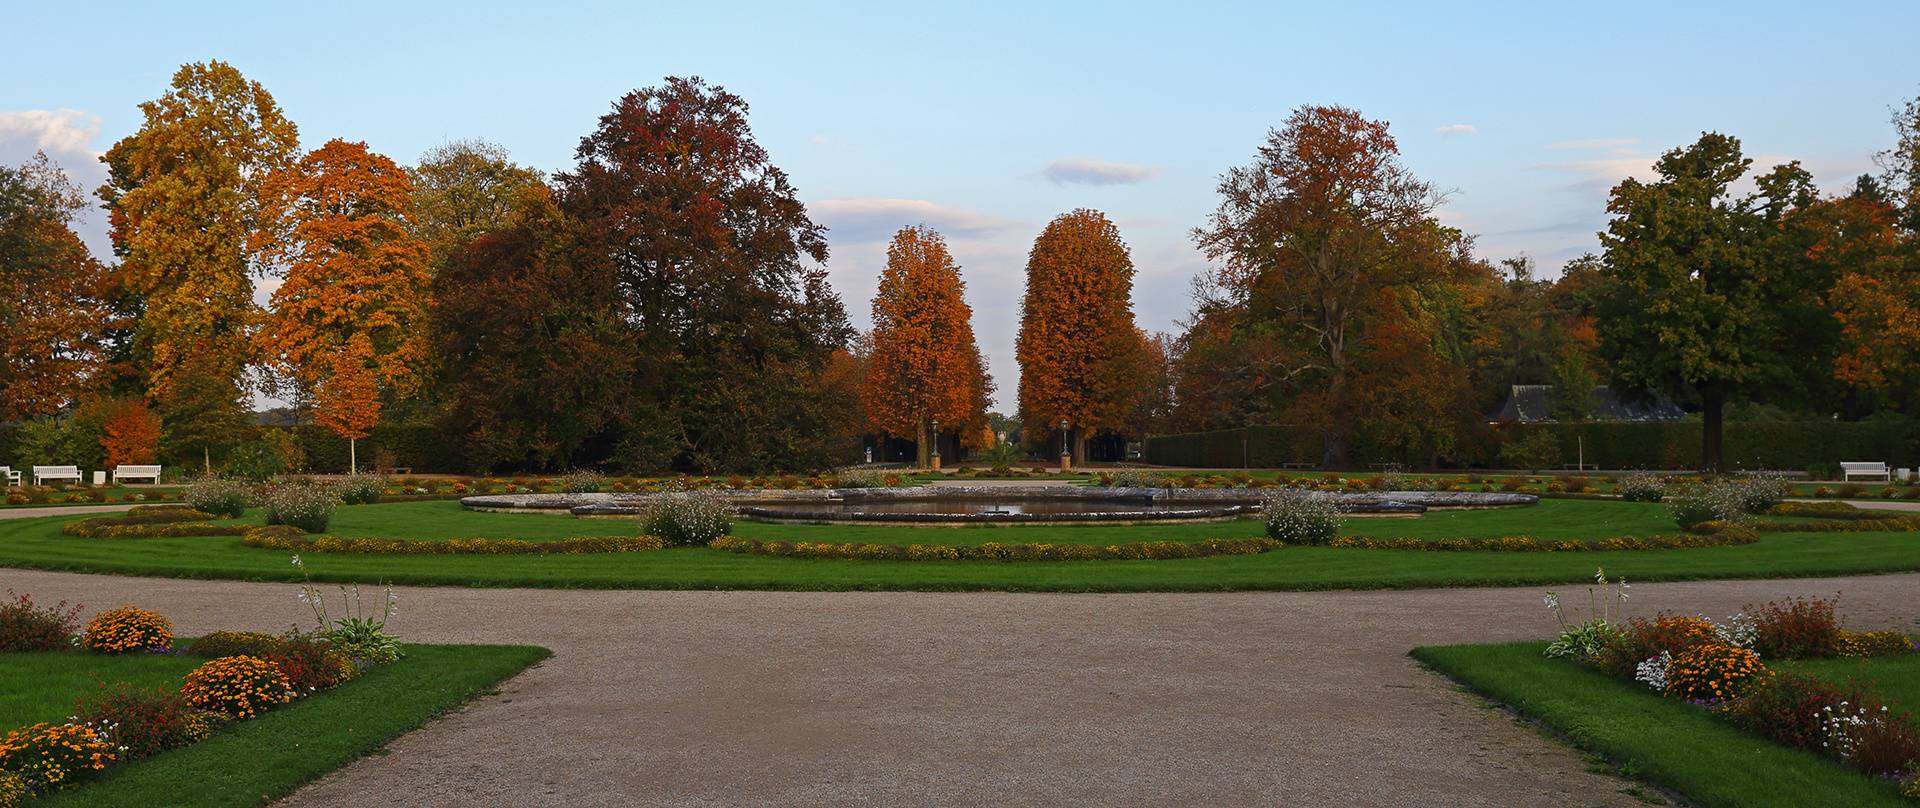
[6,570,1915,806]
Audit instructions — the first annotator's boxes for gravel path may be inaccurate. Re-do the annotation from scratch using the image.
[7,568,1916,807]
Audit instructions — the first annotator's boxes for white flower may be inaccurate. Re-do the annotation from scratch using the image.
[290,555,302,566]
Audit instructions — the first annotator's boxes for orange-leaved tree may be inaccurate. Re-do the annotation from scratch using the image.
[101,398,162,467]
[99,61,300,400]
[1015,209,1148,459]
[863,226,991,465]
[255,139,434,462]
[312,337,383,473]
[1,153,109,420]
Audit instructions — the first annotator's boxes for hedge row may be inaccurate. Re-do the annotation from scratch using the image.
[1145,420,1920,470]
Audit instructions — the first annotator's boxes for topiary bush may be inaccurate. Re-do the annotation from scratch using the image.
[636,490,734,546]
[1260,490,1343,545]
[182,476,251,518]
[82,606,173,654]
[260,481,337,533]
[181,655,293,718]
[0,590,80,652]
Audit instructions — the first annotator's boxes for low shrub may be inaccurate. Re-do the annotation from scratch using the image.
[1838,711,1920,777]
[1665,482,1747,530]
[1727,473,1792,513]
[1747,595,1842,660]
[1721,672,1880,752]
[185,630,283,658]
[1615,474,1665,502]
[82,606,173,654]
[0,591,80,652]
[0,722,115,792]
[182,476,250,518]
[272,631,356,695]
[1592,615,1723,677]
[559,468,603,493]
[333,473,386,505]
[1261,490,1343,545]
[180,655,293,718]
[834,469,892,489]
[635,490,733,546]
[1662,644,1770,701]
[1835,629,1918,658]
[71,681,191,760]
[261,481,338,533]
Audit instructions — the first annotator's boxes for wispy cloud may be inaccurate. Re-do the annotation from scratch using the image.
[1034,156,1162,186]
[1546,138,1637,150]
[1529,138,1657,195]
[1435,124,1476,135]
[807,197,1027,243]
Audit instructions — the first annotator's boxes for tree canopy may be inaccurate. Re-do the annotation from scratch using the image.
[1015,209,1149,456]
[863,225,992,464]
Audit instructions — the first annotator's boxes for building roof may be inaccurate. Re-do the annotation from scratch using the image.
[1489,385,1685,423]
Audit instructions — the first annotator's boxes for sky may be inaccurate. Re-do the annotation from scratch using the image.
[5,1,1917,412]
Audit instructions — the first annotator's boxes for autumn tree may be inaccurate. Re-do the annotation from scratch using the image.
[101,398,162,467]
[863,225,992,466]
[433,187,638,471]
[1591,133,1838,471]
[99,61,300,399]
[157,347,249,474]
[1015,209,1149,459]
[312,338,382,473]
[559,76,852,473]
[1191,105,1480,468]
[407,139,547,269]
[255,139,435,439]
[0,153,109,420]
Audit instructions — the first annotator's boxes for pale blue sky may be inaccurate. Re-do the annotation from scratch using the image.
[5,1,1916,411]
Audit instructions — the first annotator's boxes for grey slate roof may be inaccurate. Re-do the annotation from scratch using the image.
[1489,385,1686,423]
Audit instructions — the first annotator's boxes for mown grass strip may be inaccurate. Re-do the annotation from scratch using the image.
[2,498,1916,591]
[34,643,549,808]
[1410,641,1910,808]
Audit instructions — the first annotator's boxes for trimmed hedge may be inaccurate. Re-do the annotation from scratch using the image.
[1145,420,1919,470]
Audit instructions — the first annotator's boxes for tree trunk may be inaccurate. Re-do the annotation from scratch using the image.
[1701,388,1725,472]
[1321,430,1351,470]
[203,446,211,476]
[1073,431,1088,465]
[915,421,928,469]
[350,437,358,476]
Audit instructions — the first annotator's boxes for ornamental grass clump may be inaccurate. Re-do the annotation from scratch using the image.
[82,606,172,654]
[0,722,115,793]
[182,476,251,518]
[560,468,604,493]
[0,591,80,652]
[636,490,733,546]
[1665,481,1748,530]
[1261,490,1343,545]
[332,473,385,505]
[180,656,292,718]
[261,481,338,533]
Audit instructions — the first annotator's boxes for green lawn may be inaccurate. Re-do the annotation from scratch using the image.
[0,498,1915,591]
[1,643,549,808]
[1412,642,1915,808]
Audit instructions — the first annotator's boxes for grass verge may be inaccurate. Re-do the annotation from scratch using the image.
[1410,641,1912,807]
[13,643,550,808]
[0,498,1915,591]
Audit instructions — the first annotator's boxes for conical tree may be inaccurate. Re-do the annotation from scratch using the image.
[863,225,992,466]
[1015,209,1148,460]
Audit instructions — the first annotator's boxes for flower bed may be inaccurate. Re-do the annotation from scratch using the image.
[1540,580,1920,797]
[242,526,667,555]
[709,534,1279,561]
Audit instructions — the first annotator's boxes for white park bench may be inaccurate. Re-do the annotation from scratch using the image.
[113,465,163,485]
[1,466,19,487]
[1840,461,1891,481]
[32,465,84,486]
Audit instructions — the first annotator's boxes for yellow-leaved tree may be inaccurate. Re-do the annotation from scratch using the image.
[862,226,992,466]
[99,61,299,400]
[255,139,434,472]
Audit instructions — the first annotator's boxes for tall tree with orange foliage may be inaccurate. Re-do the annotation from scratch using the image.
[312,339,383,473]
[863,226,992,466]
[255,139,434,444]
[100,398,162,467]
[0,153,109,420]
[99,61,299,399]
[1192,105,1479,468]
[1015,209,1148,459]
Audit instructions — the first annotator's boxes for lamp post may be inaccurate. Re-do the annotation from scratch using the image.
[1059,419,1071,473]
[931,418,942,473]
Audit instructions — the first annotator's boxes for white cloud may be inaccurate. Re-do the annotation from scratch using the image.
[1435,124,1477,135]
[0,109,104,157]
[1529,139,1658,195]
[1034,156,1162,186]
[807,197,1027,243]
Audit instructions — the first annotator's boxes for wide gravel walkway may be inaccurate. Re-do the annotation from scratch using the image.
[6,568,1916,807]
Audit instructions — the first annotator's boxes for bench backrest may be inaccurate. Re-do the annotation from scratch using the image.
[115,465,163,474]
[34,465,80,474]
[1840,462,1888,470]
